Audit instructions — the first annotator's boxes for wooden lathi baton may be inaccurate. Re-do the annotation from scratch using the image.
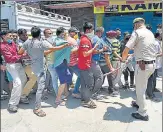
[103,67,120,77]
[103,55,134,77]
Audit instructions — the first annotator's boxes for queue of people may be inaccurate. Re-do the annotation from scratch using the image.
[0,18,162,121]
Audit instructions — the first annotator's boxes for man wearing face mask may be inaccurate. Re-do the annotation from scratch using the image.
[11,30,18,44]
[18,26,71,117]
[0,30,27,112]
[122,18,156,121]
[78,22,99,108]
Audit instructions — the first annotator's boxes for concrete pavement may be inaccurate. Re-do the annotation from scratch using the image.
[1,77,162,132]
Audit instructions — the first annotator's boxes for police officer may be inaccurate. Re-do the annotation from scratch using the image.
[122,18,156,121]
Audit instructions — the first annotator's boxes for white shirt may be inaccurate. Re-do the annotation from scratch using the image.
[155,39,162,69]
[126,26,156,61]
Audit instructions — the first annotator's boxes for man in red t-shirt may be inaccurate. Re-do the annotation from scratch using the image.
[0,30,27,112]
[78,22,99,108]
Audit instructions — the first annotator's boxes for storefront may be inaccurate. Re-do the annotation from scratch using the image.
[94,1,162,34]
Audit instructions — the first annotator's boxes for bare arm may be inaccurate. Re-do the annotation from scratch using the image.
[71,47,78,53]
[157,53,163,57]
[83,43,99,57]
[122,47,130,61]
[18,48,25,55]
[93,49,104,54]
[44,43,70,56]
[104,54,113,70]
[83,48,95,57]
[113,51,122,60]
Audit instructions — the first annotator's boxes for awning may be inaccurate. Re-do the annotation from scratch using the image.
[94,0,162,7]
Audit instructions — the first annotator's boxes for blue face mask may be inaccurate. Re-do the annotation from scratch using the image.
[7,39,12,44]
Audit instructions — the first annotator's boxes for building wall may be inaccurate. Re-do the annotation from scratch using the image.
[55,7,94,31]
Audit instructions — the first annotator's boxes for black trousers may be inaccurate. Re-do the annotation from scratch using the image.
[123,67,134,85]
[146,69,157,97]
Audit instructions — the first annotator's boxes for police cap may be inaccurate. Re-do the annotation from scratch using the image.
[133,18,145,24]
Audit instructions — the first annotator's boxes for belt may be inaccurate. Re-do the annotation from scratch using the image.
[136,60,155,64]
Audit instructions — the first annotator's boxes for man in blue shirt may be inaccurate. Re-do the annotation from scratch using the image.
[99,32,117,96]
[91,27,107,98]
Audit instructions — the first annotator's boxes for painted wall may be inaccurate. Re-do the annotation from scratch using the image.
[102,12,162,35]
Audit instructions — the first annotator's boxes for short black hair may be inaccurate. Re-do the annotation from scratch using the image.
[10,29,18,34]
[31,26,41,38]
[146,24,152,30]
[83,22,93,33]
[116,28,121,31]
[18,28,27,35]
[56,27,65,36]
[155,32,160,38]
[0,30,12,38]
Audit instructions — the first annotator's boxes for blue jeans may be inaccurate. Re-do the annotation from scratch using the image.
[47,64,58,95]
[69,65,80,94]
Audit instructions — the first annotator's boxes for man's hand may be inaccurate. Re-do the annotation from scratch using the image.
[119,57,123,62]
[103,46,108,51]
[64,43,73,47]
[110,67,116,73]
[0,65,6,71]
[94,43,99,50]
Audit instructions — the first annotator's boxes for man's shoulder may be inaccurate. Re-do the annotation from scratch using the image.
[112,39,120,44]
[0,42,6,50]
[80,36,90,44]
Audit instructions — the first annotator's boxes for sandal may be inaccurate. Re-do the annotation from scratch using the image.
[55,100,66,106]
[81,100,97,109]
[33,109,46,117]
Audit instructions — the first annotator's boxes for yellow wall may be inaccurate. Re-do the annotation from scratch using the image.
[96,14,104,27]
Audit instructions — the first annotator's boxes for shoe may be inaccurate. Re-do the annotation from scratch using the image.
[1,95,8,100]
[131,101,139,109]
[2,90,9,95]
[20,96,29,104]
[154,88,161,92]
[146,94,155,100]
[131,113,149,121]
[110,91,120,97]
[147,95,160,102]
[8,105,18,113]
[123,83,129,89]
[130,84,136,88]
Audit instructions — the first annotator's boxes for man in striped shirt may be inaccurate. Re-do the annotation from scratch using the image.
[107,31,124,92]
[99,32,116,97]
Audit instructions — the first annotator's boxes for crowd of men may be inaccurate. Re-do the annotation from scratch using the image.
[0,17,162,121]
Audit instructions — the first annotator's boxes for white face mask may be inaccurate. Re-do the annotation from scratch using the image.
[86,30,94,40]
[46,36,53,43]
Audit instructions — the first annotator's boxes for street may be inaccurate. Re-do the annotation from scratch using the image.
[1,77,162,132]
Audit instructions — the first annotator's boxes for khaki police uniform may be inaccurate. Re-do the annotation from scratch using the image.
[126,20,156,116]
